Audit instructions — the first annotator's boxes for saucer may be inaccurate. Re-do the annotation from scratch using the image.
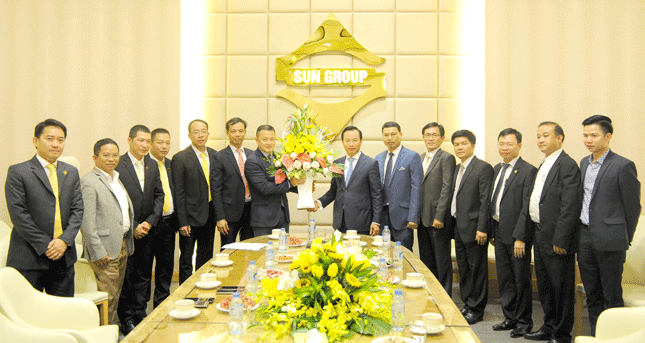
[169,308,200,320]
[211,260,233,267]
[371,241,384,246]
[268,234,279,240]
[195,280,221,289]
[426,324,445,335]
[401,280,427,288]
[343,235,361,240]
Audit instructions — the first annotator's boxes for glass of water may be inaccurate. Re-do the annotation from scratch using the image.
[409,314,426,342]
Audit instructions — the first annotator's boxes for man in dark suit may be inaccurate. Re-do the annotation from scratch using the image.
[116,125,164,334]
[245,125,304,236]
[577,115,641,336]
[310,126,382,235]
[448,129,494,325]
[213,118,254,247]
[171,119,218,283]
[488,128,537,338]
[5,119,84,297]
[524,122,581,343]
[147,128,177,308]
[418,122,455,296]
[375,121,423,250]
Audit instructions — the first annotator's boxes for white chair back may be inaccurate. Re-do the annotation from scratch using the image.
[0,220,11,239]
[622,218,645,286]
[0,236,9,268]
[0,312,78,343]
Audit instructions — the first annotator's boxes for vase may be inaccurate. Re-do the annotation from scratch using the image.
[296,173,315,209]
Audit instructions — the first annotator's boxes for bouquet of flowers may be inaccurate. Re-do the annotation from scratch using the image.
[254,236,393,343]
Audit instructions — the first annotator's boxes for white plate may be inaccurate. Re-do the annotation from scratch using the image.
[275,254,296,263]
[195,280,221,289]
[351,240,367,247]
[268,235,279,240]
[288,242,306,248]
[371,337,415,343]
[343,235,361,240]
[216,302,259,313]
[401,280,427,288]
[211,260,234,267]
[426,324,445,335]
[169,308,200,320]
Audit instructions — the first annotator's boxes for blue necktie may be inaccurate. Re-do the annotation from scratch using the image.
[345,157,354,187]
[384,153,394,186]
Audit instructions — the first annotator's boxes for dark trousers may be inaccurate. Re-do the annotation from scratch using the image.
[533,224,575,340]
[253,206,289,237]
[494,234,533,330]
[220,202,254,248]
[18,259,75,297]
[454,236,489,316]
[417,223,453,297]
[381,206,414,250]
[578,224,626,336]
[151,216,177,307]
[178,209,216,283]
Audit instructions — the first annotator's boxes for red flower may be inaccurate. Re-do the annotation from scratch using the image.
[315,157,327,169]
[275,168,287,184]
[329,164,343,175]
[281,155,294,169]
[297,153,311,163]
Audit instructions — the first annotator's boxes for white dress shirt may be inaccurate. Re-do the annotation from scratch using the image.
[98,168,131,234]
[36,154,57,176]
[345,151,361,184]
[422,148,439,174]
[127,151,145,190]
[491,156,519,221]
[529,148,563,223]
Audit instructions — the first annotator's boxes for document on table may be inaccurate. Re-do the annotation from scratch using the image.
[221,242,268,251]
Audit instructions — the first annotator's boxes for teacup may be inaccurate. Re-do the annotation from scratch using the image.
[272,229,281,236]
[346,230,357,237]
[216,253,229,262]
[175,299,195,314]
[406,272,425,283]
[422,312,443,331]
[200,273,217,285]
[373,236,383,244]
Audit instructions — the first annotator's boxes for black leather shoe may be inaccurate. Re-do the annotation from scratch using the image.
[547,339,569,343]
[510,327,529,338]
[492,319,516,331]
[460,307,469,315]
[121,320,136,336]
[524,328,551,340]
[463,311,483,325]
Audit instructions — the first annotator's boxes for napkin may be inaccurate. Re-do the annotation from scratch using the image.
[333,230,342,241]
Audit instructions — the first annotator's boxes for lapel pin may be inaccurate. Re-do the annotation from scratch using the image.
[63,170,68,175]
[514,170,518,173]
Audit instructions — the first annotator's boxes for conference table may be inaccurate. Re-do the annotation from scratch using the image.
[122,235,481,343]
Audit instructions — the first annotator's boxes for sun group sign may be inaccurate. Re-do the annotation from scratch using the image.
[276,14,386,137]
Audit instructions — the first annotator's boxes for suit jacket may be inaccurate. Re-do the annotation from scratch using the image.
[490,157,537,245]
[4,155,84,269]
[157,157,177,224]
[376,146,424,231]
[171,146,218,228]
[451,156,494,244]
[420,148,456,228]
[318,153,383,231]
[115,153,164,229]
[530,151,581,255]
[245,149,296,228]
[579,150,641,251]
[213,146,254,223]
[80,167,135,261]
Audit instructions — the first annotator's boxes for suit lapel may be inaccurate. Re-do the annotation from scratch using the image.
[30,156,54,195]
[590,151,613,201]
[457,157,475,195]
[121,154,143,193]
[423,149,442,181]
[390,148,405,183]
[187,147,207,182]
[500,158,522,200]
[541,153,564,200]
[225,147,244,181]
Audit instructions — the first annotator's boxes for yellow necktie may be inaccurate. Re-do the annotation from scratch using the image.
[158,160,171,213]
[46,164,63,238]
[200,153,211,202]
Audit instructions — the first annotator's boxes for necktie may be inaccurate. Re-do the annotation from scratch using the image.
[423,154,432,174]
[383,153,394,186]
[46,164,63,238]
[158,160,171,213]
[345,157,355,187]
[451,164,465,217]
[135,160,145,190]
[237,148,250,199]
[491,163,509,217]
[200,153,211,202]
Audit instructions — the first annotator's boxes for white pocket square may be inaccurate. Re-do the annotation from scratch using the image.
[399,166,406,171]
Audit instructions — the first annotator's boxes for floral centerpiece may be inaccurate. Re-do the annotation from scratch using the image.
[254,236,393,342]
[268,106,344,209]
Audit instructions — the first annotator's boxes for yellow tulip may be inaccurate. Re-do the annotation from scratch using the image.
[327,263,338,278]
[312,264,324,279]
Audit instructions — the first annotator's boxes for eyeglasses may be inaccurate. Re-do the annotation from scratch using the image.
[423,133,442,139]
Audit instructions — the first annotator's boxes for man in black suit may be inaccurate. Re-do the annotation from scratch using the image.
[577,115,641,336]
[418,122,455,296]
[524,122,580,343]
[171,119,218,283]
[488,128,537,338]
[245,125,304,236]
[147,128,177,308]
[310,126,382,235]
[448,129,493,325]
[5,119,84,297]
[116,125,164,334]
[213,118,254,247]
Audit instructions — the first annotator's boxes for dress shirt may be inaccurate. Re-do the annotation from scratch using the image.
[579,149,609,225]
[423,148,439,174]
[191,145,209,170]
[230,145,247,163]
[451,155,474,217]
[383,145,402,183]
[491,156,519,221]
[149,155,174,216]
[36,154,57,176]
[529,148,563,223]
[345,152,361,184]
[127,151,145,190]
[98,168,131,234]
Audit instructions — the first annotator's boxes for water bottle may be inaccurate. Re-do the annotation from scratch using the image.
[382,225,391,258]
[278,228,288,254]
[308,219,316,243]
[228,292,244,337]
[265,241,275,269]
[378,257,388,281]
[393,241,403,282]
[246,261,257,294]
[391,289,405,335]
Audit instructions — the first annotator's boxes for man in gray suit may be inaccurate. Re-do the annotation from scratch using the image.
[418,122,455,296]
[577,115,641,336]
[5,119,84,297]
[311,126,383,235]
[80,138,135,325]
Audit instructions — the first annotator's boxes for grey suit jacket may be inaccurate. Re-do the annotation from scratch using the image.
[420,149,456,227]
[4,155,84,269]
[80,167,134,261]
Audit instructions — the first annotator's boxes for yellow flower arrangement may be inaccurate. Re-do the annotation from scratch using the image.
[254,236,394,343]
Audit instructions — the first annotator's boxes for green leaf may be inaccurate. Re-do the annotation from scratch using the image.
[351,315,391,336]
